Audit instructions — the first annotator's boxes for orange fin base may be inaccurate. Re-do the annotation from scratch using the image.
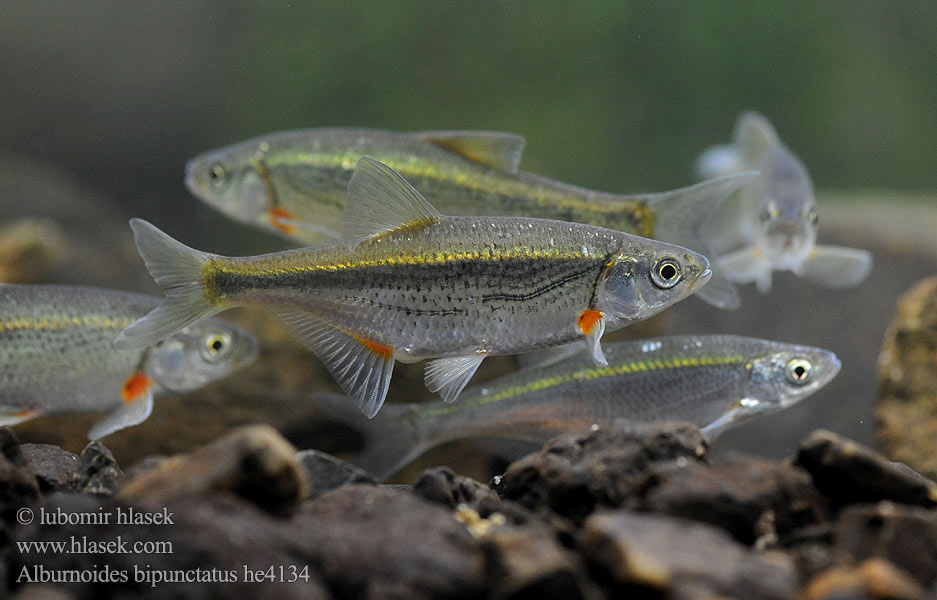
[269,207,297,234]
[352,333,394,359]
[121,372,154,404]
[578,308,604,335]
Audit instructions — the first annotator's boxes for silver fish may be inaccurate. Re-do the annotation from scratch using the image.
[0,284,258,439]
[697,111,872,293]
[185,128,751,309]
[117,158,711,417]
[315,334,841,480]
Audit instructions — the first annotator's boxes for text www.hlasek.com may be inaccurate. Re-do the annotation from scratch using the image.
[16,536,172,555]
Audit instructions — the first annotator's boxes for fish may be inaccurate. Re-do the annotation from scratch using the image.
[185,128,752,309]
[0,284,258,439]
[696,111,872,293]
[117,157,712,418]
[313,334,841,480]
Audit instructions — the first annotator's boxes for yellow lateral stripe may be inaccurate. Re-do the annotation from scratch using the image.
[0,314,134,332]
[421,353,749,417]
[213,246,593,278]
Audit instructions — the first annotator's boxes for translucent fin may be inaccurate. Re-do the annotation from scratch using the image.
[279,310,395,418]
[343,157,441,248]
[88,389,154,440]
[735,111,779,161]
[314,392,428,481]
[717,247,772,291]
[425,354,486,403]
[584,315,608,367]
[114,219,219,349]
[695,145,743,179]
[700,402,745,442]
[268,209,342,241]
[0,408,40,427]
[693,274,741,310]
[415,130,526,174]
[643,172,757,307]
[799,245,873,289]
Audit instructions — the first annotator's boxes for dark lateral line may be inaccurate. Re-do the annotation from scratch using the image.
[481,264,598,303]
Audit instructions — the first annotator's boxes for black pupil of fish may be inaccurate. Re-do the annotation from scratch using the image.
[211,339,223,352]
[659,263,677,280]
[793,365,807,379]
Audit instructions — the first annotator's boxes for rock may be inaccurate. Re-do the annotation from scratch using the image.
[9,492,330,600]
[834,502,937,587]
[0,218,66,284]
[0,428,41,529]
[294,485,486,599]
[500,422,708,523]
[413,467,500,510]
[72,441,123,495]
[801,558,926,600]
[20,444,80,493]
[877,276,937,481]
[481,522,598,600]
[795,430,937,509]
[579,510,798,600]
[12,586,77,600]
[118,424,307,517]
[778,523,836,581]
[296,449,377,500]
[646,453,828,544]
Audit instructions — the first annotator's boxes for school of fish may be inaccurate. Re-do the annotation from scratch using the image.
[1,113,860,472]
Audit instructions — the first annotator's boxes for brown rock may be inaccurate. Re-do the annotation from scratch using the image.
[646,453,827,544]
[295,485,486,600]
[579,509,797,599]
[802,558,926,600]
[795,430,937,508]
[834,502,937,587]
[413,466,501,510]
[73,441,123,495]
[500,422,708,523]
[118,424,307,517]
[481,522,598,600]
[877,276,937,481]
[20,444,80,492]
[296,448,376,500]
[0,428,41,529]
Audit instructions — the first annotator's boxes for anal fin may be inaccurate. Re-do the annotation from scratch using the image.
[279,310,395,418]
[415,130,525,174]
[425,354,486,403]
[0,408,41,427]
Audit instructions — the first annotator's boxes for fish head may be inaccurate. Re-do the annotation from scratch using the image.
[746,342,840,411]
[185,144,275,225]
[600,241,711,324]
[756,151,819,268]
[143,316,259,393]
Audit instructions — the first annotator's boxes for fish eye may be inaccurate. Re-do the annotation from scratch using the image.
[200,332,232,362]
[208,163,228,190]
[807,208,819,225]
[650,257,682,289]
[784,358,812,385]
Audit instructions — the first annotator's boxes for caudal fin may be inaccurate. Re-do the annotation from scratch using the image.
[642,172,757,309]
[313,392,429,481]
[115,219,219,349]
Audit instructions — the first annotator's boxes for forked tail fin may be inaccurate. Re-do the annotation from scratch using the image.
[642,172,758,310]
[313,392,431,481]
[115,219,220,349]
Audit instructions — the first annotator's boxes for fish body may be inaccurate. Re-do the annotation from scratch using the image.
[0,284,258,439]
[119,158,711,417]
[186,128,751,308]
[315,334,841,480]
[697,111,872,293]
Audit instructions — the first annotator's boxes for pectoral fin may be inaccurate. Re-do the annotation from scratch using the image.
[578,308,608,367]
[343,157,442,248]
[88,374,155,440]
[268,208,341,241]
[717,247,772,291]
[0,408,40,427]
[415,130,525,174]
[425,354,487,403]
[279,310,395,418]
[735,112,779,161]
[693,274,741,310]
[799,245,872,288]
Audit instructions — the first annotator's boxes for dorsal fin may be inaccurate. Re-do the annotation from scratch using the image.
[415,130,525,174]
[343,157,442,248]
[735,111,779,160]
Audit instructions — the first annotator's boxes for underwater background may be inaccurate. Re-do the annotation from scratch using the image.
[2,1,936,473]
